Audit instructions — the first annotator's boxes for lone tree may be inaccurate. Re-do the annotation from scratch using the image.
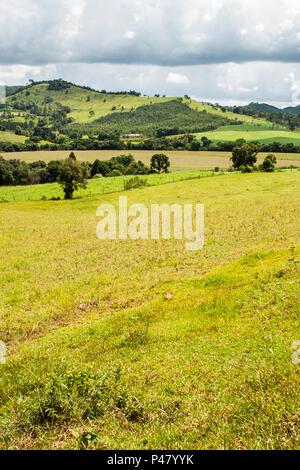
[201,136,212,148]
[259,154,277,172]
[231,143,259,171]
[151,154,170,174]
[58,153,89,199]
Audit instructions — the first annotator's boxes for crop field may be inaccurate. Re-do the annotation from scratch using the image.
[3,149,300,170]
[195,123,300,145]
[0,171,299,450]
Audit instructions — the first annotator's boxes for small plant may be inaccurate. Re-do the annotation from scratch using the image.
[123,176,148,190]
[10,362,127,429]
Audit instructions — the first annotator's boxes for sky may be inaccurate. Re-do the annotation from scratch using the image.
[1,0,300,106]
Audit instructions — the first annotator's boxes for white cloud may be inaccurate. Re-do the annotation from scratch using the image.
[1,0,300,66]
[0,0,300,104]
[167,73,190,84]
[256,24,265,33]
[124,31,136,39]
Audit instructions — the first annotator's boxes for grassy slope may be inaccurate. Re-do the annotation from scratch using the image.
[0,130,26,143]
[5,84,173,124]
[5,83,266,126]
[195,122,300,144]
[0,172,299,449]
[187,98,270,124]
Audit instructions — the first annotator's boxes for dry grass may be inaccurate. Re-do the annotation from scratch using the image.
[3,149,300,170]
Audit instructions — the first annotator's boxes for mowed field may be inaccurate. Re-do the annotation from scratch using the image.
[195,123,300,145]
[0,171,299,449]
[3,149,300,170]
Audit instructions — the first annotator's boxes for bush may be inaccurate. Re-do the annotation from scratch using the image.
[259,154,277,172]
[124,176,148,190]
[108,169,123,177]
[10,363,122,427]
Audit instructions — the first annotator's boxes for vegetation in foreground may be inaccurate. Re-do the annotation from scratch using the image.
[0,171,299,449]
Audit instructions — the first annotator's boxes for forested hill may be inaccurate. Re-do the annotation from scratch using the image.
[90,100,234,135]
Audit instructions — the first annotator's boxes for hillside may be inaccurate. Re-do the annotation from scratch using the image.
[3,80,263,125]
[1,80,300,151]
[248,102,300,116]
[91,100,233,135]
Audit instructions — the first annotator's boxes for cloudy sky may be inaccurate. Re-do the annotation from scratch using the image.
[1,0,300,106]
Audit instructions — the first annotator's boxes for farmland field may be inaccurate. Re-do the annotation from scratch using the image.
[0,171,299,449]
[0,130,26,143]
[195,122,300,145]
[3,149,300,170]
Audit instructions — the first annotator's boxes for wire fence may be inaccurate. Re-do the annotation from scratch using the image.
[0,169,220,203]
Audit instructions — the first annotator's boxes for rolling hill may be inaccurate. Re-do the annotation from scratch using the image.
[248,102,300,115]
[1,80,300,149]
[3,80,263,125]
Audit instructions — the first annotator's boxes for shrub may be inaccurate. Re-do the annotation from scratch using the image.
[108,169,123,177]
[10,363,123,427]
[259,154,277,172]
[123,176,148,190]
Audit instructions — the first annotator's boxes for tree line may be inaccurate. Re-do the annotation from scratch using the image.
[0,153,171,188]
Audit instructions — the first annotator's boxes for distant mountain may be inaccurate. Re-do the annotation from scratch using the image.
[282,105,300,115]
[247,102,300,116]
[247,102,281,113]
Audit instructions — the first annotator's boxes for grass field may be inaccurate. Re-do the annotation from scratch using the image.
[2,149,300,171]
[0,170,213,202]
[0,171,299,449]
[0,130,26,144]
[195,122,300,145]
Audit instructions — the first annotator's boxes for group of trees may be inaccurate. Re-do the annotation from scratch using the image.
[91,154,150,178]
[91,100,236,136]
[231,143,277,172]
[0,152,171,193]
[0,156,63,186]
[229,105,300,131]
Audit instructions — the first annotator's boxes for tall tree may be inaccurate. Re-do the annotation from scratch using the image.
[231,143,259,170]
[150,154,170,174]
[58,154,89,199]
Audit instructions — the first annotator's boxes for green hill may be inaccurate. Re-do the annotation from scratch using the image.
[90,99,234,135]
[1,80,300,149]
[3,80,262,128]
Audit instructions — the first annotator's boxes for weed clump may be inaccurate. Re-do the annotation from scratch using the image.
[2,362,143,430]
